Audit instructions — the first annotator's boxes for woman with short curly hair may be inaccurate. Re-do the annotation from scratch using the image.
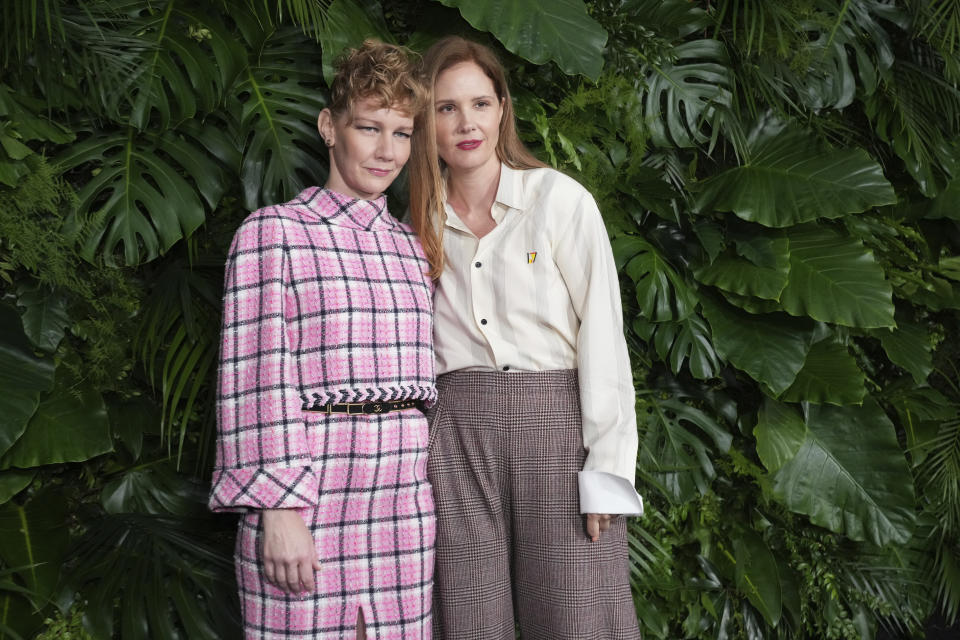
[210,40,436,639]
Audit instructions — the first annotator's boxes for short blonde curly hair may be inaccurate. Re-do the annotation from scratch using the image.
[328,39,427,119]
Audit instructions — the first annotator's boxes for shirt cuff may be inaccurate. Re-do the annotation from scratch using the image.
[208,465,319,513]
[577,470,644,516]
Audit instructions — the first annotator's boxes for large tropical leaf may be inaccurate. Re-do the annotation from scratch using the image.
[0,490,69,605]
[57,125,228,266]
[636,392,732,503]
[872,317,934,384]
[755,396,807,473]
[101,464,208,516]
[0,304,55,459]
[613,235,698,322]
[779,224,895,328]
[695,122,896,227]
[0,471,34,507]
[231,25,328,210]
[15,284,69,353]
[318,0,391,86]
[700,297,816,396]
[0,370,112,469]
[434,0,607,80]
[694,233,790,301]
[733,528,782,627]
[71,513,240,639]
[769,397,917,545]
[649,314,721,380]
[641,39,733,149]
[114,1,239,130]
[780,338,867,405]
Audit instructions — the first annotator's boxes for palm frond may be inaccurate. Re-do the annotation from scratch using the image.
[911,0,960,55]
[133,248,222,470]
[711,0,805,58]
[919,417,960,532]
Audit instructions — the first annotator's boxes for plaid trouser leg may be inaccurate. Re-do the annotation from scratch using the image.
[427,387,516,640]
[428,370,641,640]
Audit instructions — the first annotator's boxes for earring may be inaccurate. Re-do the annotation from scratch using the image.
[324,138,333,147]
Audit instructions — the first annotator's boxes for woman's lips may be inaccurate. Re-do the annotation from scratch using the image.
[456,140,482,150]
[366,167,392,177]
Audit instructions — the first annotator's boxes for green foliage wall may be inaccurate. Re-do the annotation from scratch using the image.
[1,0,959,638]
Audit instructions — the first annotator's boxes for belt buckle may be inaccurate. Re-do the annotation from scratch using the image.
[346,402,364,415]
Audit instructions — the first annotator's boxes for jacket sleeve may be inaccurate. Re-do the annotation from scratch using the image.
[208,213,319,512]
[553,188,643,516]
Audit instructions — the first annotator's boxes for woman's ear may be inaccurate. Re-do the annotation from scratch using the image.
[317,108,335,147]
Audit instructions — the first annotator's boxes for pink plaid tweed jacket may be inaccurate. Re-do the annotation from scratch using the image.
[209,187,437,513]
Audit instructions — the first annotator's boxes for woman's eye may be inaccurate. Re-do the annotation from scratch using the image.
[394,131,411,139]
[475,101,489,108]
[438,104,454,113]
[357,126,378,133]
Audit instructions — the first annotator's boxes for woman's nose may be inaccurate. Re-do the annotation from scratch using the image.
[376,135,395,160]
[456,112,476,133]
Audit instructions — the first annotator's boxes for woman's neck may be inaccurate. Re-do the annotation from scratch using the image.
[446,160,501,222]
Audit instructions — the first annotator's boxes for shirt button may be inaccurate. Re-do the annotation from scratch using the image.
[502,366,510,371]
[475,261,482,268]
[480,318,488,325]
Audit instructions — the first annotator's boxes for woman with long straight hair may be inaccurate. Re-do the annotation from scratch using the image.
[210,41,437,639]
[409,36,644,640]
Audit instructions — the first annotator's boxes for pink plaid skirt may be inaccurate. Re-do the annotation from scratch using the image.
[235,410,435,639]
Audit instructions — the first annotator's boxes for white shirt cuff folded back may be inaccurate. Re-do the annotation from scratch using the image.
[578,470,644,516]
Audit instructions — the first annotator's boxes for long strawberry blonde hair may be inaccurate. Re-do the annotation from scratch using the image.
[408,36,547,278]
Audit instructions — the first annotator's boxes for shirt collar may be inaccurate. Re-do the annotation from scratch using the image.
[443,162,525,231]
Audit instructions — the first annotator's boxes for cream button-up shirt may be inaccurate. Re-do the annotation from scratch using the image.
[433,163,643,515]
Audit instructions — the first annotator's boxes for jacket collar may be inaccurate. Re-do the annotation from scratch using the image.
[289,186,398,231]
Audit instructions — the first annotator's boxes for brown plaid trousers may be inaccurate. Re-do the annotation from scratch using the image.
[426,369,641,640]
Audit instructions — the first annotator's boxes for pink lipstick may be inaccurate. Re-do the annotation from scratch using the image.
[456,140,482,150]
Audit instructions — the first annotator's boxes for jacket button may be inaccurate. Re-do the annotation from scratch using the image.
[475,261,482,268]
[480,318,488,325]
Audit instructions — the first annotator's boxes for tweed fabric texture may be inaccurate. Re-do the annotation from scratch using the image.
[210,187,437,638]
[427,369,641,640]
[236,411,434,639]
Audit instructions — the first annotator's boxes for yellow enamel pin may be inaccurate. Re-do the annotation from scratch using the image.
[527,252,537,264]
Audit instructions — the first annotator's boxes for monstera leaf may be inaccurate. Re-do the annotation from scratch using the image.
[779,225,895,328]
[650,314,721,380]
[113,1,240,130]
[435,0,607,80]
[700,297,816,396]
[613,235,698,322]
[57,125,228,265]
[696,122,896,227]
[642,39,733,149]
[636,393,732,503]
[765,398,916,546]
[231,26,328,210]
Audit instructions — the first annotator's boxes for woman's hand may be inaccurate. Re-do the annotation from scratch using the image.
[585,513,615,542]
[261,509,321,593]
